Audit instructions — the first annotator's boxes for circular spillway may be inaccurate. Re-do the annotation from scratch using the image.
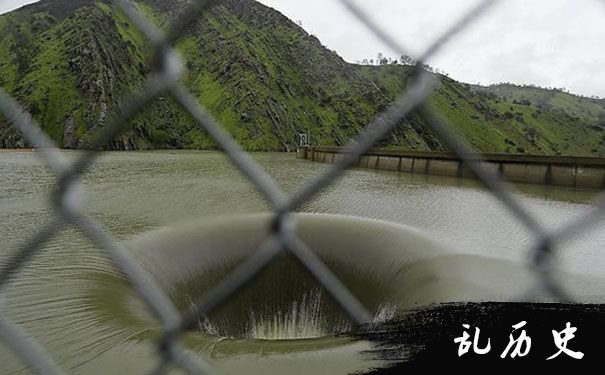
[84,213,605,366]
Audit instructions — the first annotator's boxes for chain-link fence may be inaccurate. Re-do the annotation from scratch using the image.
[1,0,604,373]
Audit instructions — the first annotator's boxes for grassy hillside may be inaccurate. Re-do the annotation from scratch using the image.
[1,0,604,156]
[471,83,605,122]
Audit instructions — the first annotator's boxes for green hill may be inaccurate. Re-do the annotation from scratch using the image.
[471,83,605,122]
[1,0,604,156]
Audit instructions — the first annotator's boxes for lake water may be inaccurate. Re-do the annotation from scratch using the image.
[1,151,604,374]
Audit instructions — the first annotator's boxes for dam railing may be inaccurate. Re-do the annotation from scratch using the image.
[1,0,605,374]
[299,146,605,188]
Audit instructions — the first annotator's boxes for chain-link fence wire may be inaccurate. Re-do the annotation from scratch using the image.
[1,0,605,373]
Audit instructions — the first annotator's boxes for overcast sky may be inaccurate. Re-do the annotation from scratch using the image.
[0,0,38,14]
[2,0,604,98]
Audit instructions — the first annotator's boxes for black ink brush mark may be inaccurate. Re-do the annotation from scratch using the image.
[354,302,601,373]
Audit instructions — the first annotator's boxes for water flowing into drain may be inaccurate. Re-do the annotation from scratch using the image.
[86,213,605,355]
[195,288,352,340]
[164,241,399,341]
[86,214,448,348]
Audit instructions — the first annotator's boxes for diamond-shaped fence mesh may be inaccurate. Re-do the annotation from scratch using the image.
[0,0,604,373]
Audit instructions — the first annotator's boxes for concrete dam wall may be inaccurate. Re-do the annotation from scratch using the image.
[297,146,605,189]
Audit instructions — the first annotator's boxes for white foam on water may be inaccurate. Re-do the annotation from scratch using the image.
[247,288,351,340]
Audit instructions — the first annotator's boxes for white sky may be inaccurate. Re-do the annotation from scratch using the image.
[0,0,38,14]
[2,0,605,98]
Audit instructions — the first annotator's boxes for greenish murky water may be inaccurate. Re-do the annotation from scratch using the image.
[1,151,604,374]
